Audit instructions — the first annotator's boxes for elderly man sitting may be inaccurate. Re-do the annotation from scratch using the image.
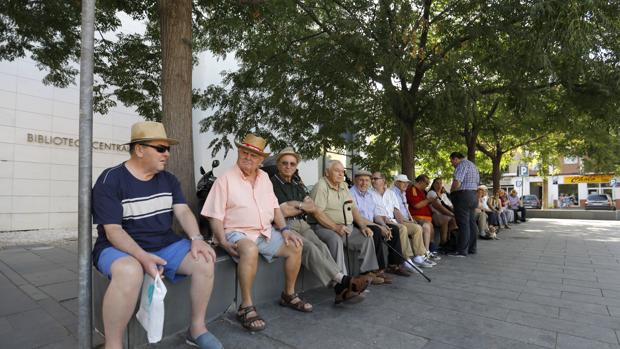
[270,148,370,303]
[390,175,434,267]
[202,134,311,332]
[308,160,382,284]
[370,171,425,272]
[350,170,411,281]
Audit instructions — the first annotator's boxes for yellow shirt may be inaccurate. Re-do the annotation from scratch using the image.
[308,177,356,225]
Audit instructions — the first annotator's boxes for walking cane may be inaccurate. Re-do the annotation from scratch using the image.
[342,200,353,272]
[380,236,431,283]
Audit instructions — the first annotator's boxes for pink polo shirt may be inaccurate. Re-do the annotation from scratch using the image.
[201,164,279,242]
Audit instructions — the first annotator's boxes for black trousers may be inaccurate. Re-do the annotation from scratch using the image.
[512,206,527,222]
[367,224,405,268]
[452,190,479,255]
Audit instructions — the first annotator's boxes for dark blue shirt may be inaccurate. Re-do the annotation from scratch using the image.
[91,163,185,265]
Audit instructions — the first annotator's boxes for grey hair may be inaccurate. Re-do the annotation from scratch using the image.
[324,160,343,174]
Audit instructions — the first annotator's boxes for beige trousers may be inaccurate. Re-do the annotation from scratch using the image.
[400,221,426,257]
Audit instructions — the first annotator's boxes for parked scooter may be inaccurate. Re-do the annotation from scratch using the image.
[196,160,219,239]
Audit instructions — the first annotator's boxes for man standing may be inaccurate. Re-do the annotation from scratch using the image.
[202,134,311,333]
[350,170,410,280]
[449,152,480,257]
[270,148,370,303]
[308,160,382,284]
[92,121,222,349]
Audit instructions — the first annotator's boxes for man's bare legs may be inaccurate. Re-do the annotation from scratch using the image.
[102,256,145,349]
[234,239,263,328]
[176,253,215,339]
[275,243,302,295]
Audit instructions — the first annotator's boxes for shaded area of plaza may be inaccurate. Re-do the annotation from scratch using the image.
[2,218,620,348]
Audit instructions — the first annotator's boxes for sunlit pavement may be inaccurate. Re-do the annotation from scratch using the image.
[2,218,620,348]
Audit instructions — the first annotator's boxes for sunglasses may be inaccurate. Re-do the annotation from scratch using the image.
[280,161,297,167]
[139,143,170,153]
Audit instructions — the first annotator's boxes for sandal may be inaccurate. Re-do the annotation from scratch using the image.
[376,270,393,284]
[334,275,371,304]
[236,304,266,332]
[279,292,313,312]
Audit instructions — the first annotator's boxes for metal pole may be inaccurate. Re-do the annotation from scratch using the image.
[78,0,95,347]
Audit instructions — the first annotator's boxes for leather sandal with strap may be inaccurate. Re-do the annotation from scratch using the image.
[334,275,371,304]
[237,304,266,332]
[279,292,313,312]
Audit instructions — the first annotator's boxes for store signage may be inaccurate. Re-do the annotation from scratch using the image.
[564,175,613,184]
[26,133,129,153]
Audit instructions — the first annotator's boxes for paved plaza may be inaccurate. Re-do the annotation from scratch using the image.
[2,218,620,348]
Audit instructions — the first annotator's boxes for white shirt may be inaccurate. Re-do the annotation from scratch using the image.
[371,187,401,224]
[427,189,453,214]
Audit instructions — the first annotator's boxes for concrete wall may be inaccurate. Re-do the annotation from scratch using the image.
[0,58,142,231]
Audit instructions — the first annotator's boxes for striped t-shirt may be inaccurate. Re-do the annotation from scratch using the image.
[91,163,185,265]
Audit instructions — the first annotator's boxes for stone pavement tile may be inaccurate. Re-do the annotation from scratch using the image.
[400,315,551,349]
[38,280,77,302]
[18,283,48,301]
[604,289,620,299]
[21,268,76,287]
[556,333,620,349]
[36,336,78,349]
[518,292,609,315]
[0,317,11,335]
[0,284,38,317]
[505,309,618,344]
[561,290,620,307]
[31,249,77,271]
[420,341,464,349]
[0,250,60,274]
[38,298,77,328]
[60,298,78,316]
[562,284,603,296]
[415,305,556,348]
[520,285,562,297]
[472,294,560,318]
[607,306,620,317]
[563,278,620,292]
[0,259,28,287]
[559,308,620,331]
[2,308,72,348]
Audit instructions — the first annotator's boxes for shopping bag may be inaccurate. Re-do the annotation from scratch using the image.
[136,273,167,343]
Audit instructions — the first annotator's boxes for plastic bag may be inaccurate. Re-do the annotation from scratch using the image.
[136,273,167,343]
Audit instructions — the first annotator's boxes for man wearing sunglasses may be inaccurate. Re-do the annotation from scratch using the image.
[92,121,222,349]
[270,147,371,304]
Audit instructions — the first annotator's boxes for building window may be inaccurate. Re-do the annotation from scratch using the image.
[563,157,578,164]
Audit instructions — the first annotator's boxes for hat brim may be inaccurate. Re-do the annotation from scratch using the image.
[235,141,270,157]
[125,137,179,145]
[275,152,301,164]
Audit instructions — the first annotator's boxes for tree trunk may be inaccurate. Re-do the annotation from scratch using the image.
[491,152,502,194]
[400,124,416,179]
[466,134,477,163]
[159,0,196,216]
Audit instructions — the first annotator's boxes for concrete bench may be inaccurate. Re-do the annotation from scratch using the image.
[93,247,325,348]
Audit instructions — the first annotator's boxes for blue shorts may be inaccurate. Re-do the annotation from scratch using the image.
[225,228,283,263]
[96,239,191,283]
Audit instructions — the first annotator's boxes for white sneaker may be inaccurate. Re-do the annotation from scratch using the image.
[402,261,416,272]
[426,251,442,261]
[413,256,433,268]
[424,257,437,266]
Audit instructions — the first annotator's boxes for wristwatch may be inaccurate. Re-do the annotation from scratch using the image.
[189,235,204,241]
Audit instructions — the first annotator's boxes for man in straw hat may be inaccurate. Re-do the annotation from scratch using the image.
[92,121,222,349]
[270,147,371,304]
[202,134,312,332]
